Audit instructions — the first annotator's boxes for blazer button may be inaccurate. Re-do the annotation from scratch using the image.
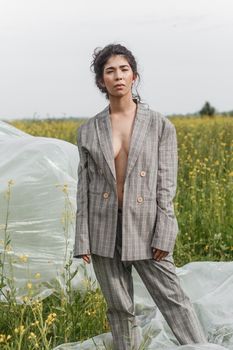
[137,196,144,203]
[103,192,109,199]
[140,170,146,177]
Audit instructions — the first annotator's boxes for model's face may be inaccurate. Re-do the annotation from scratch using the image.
[100,55,136,98]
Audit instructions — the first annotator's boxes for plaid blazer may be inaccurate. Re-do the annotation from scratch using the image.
[73,101,179,261]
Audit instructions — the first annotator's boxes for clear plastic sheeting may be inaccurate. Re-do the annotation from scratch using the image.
[0,120,83,301]
[54,262,233,350]
[0,121,232,349]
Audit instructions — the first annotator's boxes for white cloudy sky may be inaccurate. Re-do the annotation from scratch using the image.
[0,0,233,120]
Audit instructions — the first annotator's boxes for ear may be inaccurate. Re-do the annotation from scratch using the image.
[99,78,105,88]
[132,73,137,82]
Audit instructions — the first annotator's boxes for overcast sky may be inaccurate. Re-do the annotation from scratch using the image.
[1,0,233,120]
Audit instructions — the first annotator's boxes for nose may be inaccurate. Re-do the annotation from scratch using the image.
[115,69,123,80]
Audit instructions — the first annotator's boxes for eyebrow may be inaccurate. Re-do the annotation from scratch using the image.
[105,64,129,71]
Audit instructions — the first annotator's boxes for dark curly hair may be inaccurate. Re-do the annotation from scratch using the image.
[90,43,141,102]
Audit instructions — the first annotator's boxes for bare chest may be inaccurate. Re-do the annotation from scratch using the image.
[109,116,136,207]
[111,116,135,160]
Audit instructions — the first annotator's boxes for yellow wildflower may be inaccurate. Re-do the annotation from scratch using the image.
[28,332,37,340]
[62,184,68,193]
[19,254,29,263]
[5,244,12,251]
[45,312,57,326]
[22,296,29,303]
[14,325,25,334]
[27,282,33,289]
[0,334,11,343]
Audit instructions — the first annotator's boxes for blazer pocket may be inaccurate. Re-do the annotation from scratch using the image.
[88,190,102,195]
[142,194,157,202]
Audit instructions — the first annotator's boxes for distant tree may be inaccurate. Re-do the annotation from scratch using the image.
[199,101,216,117]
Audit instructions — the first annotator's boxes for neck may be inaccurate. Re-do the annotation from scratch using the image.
[108,94,137,115]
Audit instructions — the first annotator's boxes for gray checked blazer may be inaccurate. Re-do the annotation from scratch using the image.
[73,100,179,261]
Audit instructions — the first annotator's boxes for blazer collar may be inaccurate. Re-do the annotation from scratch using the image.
[95,99,151,182]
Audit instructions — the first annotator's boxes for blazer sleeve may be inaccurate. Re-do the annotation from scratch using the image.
[150,118,179,252]
[73,125,91,258]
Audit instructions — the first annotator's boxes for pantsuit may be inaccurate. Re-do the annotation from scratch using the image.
[73,100,207,349]
[91,208,207,350]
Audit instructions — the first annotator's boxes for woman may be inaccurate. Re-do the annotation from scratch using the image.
[73,43,207,350]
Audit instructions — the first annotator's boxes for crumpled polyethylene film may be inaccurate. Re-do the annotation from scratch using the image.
[0,120,232,350]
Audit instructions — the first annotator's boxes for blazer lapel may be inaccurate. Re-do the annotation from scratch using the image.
[125,102,151,179]
[95,105,116,180]
[95,101,151,182]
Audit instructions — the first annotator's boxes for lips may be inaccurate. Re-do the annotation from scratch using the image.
[115,84,125,88]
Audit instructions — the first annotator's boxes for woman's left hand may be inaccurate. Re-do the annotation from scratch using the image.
[152,247,169,261]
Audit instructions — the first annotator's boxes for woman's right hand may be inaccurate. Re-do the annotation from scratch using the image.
[82,254,91,264]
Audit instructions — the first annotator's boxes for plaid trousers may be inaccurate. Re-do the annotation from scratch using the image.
[91,208,207,350]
